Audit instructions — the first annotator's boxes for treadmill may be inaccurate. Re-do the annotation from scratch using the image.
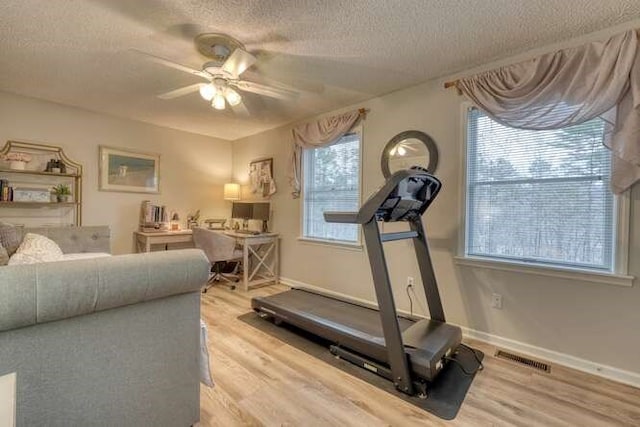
[251,167,462,397]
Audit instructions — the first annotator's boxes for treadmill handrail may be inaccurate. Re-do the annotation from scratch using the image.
[324,169,441,224]
[323,211,359,224]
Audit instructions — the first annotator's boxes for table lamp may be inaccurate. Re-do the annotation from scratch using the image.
[223,183,241,201]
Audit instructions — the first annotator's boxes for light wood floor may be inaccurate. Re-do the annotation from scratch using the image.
[199,284,640,426]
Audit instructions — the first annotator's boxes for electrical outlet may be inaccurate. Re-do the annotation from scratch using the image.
[407,276,415,288]
[491,293,503,309]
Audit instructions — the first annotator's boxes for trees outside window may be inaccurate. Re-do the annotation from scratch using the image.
[303,133,360,243]
[465,108,614,271]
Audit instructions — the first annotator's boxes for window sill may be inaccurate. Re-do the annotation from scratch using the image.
[297,237,363,251]
[454,256,634,288]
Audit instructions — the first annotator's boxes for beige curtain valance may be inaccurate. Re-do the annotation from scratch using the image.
[454,30,640,193]
[288,109,364,198]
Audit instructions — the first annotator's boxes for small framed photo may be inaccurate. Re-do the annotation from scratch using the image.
[99,146,160,193]
[249,158,275,197]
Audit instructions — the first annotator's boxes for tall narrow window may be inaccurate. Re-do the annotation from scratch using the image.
[302,132,361,243]
[465,108,615,271]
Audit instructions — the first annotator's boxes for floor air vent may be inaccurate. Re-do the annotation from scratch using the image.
[495,350,551,373]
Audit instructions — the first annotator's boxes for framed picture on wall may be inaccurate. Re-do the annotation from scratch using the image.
[249,157,276,197]
[99,146,160,193]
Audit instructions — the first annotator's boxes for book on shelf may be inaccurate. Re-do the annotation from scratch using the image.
[0,179,13,202]
[139,200,169,232]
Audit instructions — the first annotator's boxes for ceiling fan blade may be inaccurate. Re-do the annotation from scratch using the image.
[231,100,251,117]
[262,74,325,95]
[234,80,297,100]
[157,83,203,99]
[252,51,325,94]
[222,48,257,77]
[130,49,209,79]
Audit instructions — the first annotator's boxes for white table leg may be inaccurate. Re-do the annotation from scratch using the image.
[243,243,249,292]
[274,238,279,285]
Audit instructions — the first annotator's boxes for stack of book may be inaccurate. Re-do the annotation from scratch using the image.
[139,200,168,232]
[0,179,13,201]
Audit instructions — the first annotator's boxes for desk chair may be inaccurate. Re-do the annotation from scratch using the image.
[192,227,242,292]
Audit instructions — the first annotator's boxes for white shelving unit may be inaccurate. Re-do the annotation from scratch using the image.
[0,141,82,227]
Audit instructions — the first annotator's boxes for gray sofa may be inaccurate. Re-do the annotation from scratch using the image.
[0,226,209,427]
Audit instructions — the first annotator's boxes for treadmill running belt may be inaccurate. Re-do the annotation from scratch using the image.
[252,288,414,364]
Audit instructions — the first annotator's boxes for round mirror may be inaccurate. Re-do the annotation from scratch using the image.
[381,130,438,178]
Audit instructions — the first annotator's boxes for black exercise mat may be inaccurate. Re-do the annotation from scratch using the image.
[238,311,483,420]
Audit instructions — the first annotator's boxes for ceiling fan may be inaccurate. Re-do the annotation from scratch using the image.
[138,33,297,111]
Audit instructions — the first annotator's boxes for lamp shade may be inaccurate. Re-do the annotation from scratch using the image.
[199,83,216,101]
[225,87,242,106]
[223,183,241,201]
[212,93,226,110]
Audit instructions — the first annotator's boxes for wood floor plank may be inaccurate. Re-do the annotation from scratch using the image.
[200,380,263,427]
[271,343,448,427]
[200,285,640,426]
[551,363,640,405]
[215,329,390,426]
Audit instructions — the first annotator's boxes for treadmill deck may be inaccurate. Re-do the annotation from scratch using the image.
[251,287,461,379]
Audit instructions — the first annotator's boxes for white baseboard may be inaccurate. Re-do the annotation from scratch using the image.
[459,327,640,389]
[279,276,640,389]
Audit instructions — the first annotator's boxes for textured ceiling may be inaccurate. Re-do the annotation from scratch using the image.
[0,1,639,140]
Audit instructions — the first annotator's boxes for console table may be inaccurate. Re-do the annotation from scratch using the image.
[225,231,279,291]
[134,230,194,253]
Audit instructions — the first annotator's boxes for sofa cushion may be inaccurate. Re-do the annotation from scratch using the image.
[0,222,23,256]
[8,233,64,265]
[0,244,8,266]
[26,226,111,254]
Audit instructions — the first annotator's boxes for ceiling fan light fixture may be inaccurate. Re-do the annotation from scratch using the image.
[150,33,296,114]
[212,93,226,110]
[199,83,216,101]
[225,87,242,106]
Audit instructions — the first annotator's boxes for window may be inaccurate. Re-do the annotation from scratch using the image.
[464,108,616,272]
[302,132,361,244]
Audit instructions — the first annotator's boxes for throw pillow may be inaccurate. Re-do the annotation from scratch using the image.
[0,244,8,266]
[8,233,64,265]
[0,222,24,256]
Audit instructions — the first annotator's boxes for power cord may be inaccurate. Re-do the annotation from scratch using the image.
[407,285,429,317]
[406,285,413,317]
[444,357,477,376]
[459,343,484,371]
[444,344,484,376]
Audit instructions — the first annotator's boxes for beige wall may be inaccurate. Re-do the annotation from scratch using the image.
[232,70,640,375]
[0,91,232,254]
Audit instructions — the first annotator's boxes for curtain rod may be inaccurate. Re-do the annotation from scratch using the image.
[444,29,640,90]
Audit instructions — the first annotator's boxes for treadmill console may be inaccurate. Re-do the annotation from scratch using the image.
[374,166,441,223]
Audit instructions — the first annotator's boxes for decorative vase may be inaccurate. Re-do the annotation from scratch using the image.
[57,195,71,203]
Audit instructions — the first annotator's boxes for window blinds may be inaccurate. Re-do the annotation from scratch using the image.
[303,133,360,243]
[465,108,614,271]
